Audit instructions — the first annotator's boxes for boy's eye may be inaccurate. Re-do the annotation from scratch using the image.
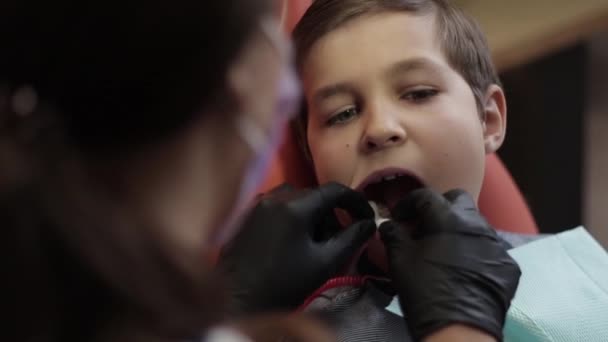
[400,88,438,103]
[326,107,359,126]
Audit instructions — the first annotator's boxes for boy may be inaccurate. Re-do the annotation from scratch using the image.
[291,0,537,340]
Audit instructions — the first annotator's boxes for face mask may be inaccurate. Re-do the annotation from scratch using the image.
[234,113,282,209]
[236,17,300,201]
[211,22,300,245]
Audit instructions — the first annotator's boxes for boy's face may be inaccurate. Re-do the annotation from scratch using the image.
[302,11,506,208]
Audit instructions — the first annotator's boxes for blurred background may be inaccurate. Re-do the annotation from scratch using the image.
[453,0,608,245]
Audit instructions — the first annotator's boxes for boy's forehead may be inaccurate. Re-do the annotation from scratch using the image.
[301,11,446,89]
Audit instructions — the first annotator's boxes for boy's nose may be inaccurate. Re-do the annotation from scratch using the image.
[361,110,407,152]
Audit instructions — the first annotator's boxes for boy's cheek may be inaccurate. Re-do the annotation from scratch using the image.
[308,129,357,185]
[310,140,356,185]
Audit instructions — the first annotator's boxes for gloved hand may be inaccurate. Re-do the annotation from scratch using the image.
[379,188,521,341]
[218,182,375,316]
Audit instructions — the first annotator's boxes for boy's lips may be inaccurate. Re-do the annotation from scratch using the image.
[355,168,425,210]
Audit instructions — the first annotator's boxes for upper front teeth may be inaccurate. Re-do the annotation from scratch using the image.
[369,173,406,184]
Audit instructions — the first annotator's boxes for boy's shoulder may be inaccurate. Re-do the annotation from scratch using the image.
[497,230,546,249]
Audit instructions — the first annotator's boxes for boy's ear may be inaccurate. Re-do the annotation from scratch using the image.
[482,84,507,154]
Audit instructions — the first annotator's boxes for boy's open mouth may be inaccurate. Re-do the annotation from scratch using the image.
[357,169,425,211]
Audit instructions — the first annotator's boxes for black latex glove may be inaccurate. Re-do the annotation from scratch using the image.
[218,182,375,316]
[379,188,521,341]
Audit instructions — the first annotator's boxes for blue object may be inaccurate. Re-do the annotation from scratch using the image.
[504,227,608,341]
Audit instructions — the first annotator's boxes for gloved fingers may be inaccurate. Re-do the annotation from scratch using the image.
[323,219,376,272]
[293,182,373,225]
[378,220,415,249]
[503,259,523,300]
[318,182,374,220]
[442,189,470,205]
[378,220,415,270]
[252,183,297,207]
[264,183,296,199]
[391,188,452,236]
[391,188,444,221]
[314,211,343,242]
[443,189,499,239]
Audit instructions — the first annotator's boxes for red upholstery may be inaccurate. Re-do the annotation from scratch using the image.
[478,154,538,234]
[260,0,538,234]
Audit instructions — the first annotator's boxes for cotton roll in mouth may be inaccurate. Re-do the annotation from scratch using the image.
[369,201,391,227]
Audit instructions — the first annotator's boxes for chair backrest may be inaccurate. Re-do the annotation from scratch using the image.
[259,0,538,234]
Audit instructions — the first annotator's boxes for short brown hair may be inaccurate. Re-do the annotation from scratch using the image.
[292,0,500,150]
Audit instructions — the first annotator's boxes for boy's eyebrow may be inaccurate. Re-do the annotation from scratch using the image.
[387,57,443,78]
[311,58,442,105]
[312,83,356,104]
